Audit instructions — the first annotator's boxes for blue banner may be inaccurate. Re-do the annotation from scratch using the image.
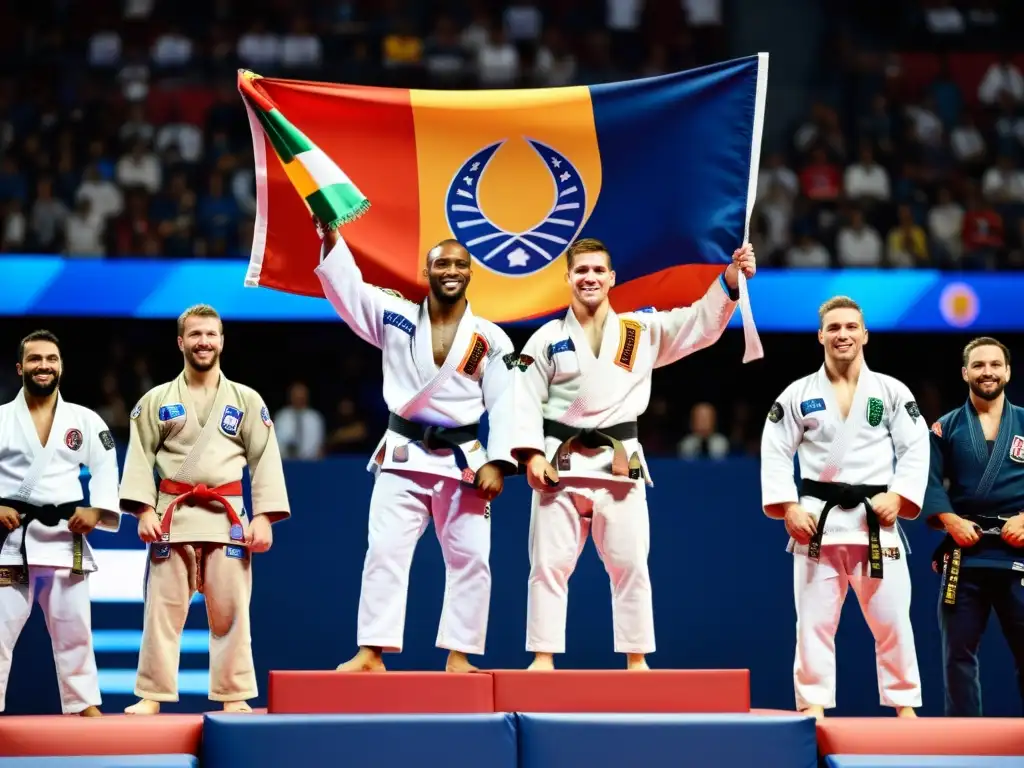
[0,256,1005,331]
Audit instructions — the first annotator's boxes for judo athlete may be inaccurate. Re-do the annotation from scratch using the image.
[314,222,518,673]
[0,330,121,716]
[120,304,291,714]
[510,237,756,670]
[760,296,929,719]
[924,335,1024,716]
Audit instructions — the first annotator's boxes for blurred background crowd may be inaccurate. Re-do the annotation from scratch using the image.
[0,0,1022,461]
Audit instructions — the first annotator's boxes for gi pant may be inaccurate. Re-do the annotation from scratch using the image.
[527,478,654,655]
[0,566,101,714]
[135,543,255,703]
[793,544,921,710]
[356,469,491,655]
[939,567,1024,716]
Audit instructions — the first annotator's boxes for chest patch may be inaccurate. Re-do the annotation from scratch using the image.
[221,405,243,436]
[159,403,186,422]
[64,428,83,451]
[867,397,884,427]
[615,319,643,372]
[800,398,825,416]
[1010,435,1024,463]
[457,333,489,377]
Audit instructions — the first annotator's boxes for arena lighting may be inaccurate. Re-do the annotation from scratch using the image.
[0,256,1009,330]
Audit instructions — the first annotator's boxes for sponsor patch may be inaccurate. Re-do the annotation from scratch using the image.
[99,430,115,451]
[800,398,826,416]
[866,397,884,428]
[130,401,142,420]
[1010,435,1024,464]
[153,544,171,560]
[882,547,901,561]
[503,352,534,372]
[614,318,643,372]
[261,405,273,427]
[547,338,575,360]
[392,444,409,463]
[383,310,415,336]
[64,428,83,451]
[904,401,921,423]
[768,402,784,423]
[226,545,246,560]
[220,405,243,437]
[158,403,186,421]
[457,333,490,378]
[635,306,656,314]
[931,420,943,437]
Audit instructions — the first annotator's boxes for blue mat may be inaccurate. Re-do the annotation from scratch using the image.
[0,757,197,767]
[516,713,818,768]
[825,758,1024,768]
[202,713,518,768]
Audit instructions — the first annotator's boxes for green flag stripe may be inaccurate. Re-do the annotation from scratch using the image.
[263,108,314,160]
[306,183,371,228]
[250,106,296,164]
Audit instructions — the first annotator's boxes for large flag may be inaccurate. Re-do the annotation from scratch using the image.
[238,54,768,360]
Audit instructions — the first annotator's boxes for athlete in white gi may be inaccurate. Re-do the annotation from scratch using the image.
[760,296,929,719]
[0,330,121,716]
[314,222,517,673]
[511,237,756,670]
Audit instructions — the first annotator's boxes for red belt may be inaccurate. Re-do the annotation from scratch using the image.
[158,479,245,543]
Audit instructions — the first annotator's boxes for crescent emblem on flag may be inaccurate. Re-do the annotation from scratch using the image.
[444,138,588,277]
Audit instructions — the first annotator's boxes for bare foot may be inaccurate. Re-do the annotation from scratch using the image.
[527,653,555,670]
[336,646,386,672]
[800,705,825,721]
[446,651,479,673]
[78,706,102,717]
[626,654,649,670]
[222,701,252,713]
[125,699,160,715]
[895,706,917,718]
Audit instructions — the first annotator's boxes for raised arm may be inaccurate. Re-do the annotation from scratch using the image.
[85,412,121,532]
[760,389,803,520]
[313,226,409,349]
[887,383,931,519]
[241,392,291,525]
[119,391,161,515]
[480,326,519,474]
[649,272,740,369]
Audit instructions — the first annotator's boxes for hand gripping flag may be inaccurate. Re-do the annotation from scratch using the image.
[238,54,769,361]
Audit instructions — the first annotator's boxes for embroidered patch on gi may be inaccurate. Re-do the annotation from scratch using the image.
[503,352,534,372]
[383,310,415,335]
[98,430,115,451]
[882,547,901,560]
[483,502,491,520]
[371,284,405,299]
[904,401,921,423]
[226,545,246,560]
[461,467,476,485]
[64,428,83,451]
[615,318,643,372]
[1011,561,1024,572]
[866,397,884,427]
[635,306,656,314]
[931,421,943,437]
[153,544,171,560]
[130,401,143,420]
[260,405,273,427]
[392,444,409,462]
[547,338,575,361]
[158,403,186,421]
[768,402,784,423]
[220,405,243,436]
[800,398,826,416]
[458,333,489,378]
[1010,435,1024,463]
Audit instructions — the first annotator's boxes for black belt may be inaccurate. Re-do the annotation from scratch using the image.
[543,419,642,480]
[935,515,1017,607]
[801,480,888,579]
[0,497,83,582]
[387,413,480,485]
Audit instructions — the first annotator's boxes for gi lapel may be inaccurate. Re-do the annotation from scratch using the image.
[558,307,632,422]
[173,373,230,484]
[968,397,1013,498]
[396,301,476,419]
[11,389,62,502]
[817,364,873,483]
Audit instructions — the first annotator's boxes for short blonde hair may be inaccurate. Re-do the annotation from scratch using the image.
[177,304,222,336]
[818,295,863,329]
[566,237,612,269]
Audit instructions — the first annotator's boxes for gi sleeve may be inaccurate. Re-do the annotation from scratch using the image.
[313,231,409,350]
[480,325,518,473]
[760,386,802,517]
[887,381,930,517]
[119,389,161,514]
[509,327,555,460]
[241,390,291,523]
[922,423,954,528]
[649,273,739,369]
[85,410,121,532]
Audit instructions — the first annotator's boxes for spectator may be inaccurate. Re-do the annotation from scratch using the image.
[961,183,1003,269]
[836,208,883,267]
[115,139,161,195]
[785,231,831,268]
[887,204,929,267]
[29,177,68,253]
[978,53,1024,107]
[928,187,965,264]
[477,22,519,87]
[64,198,104,257]
[844,144,891,204]
[274,382,326,460]
[677,402,730,460]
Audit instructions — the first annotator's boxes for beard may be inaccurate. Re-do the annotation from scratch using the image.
[969,377,1005,401]
[185,347,219,371]
[23,368,59,397]
[428,274,467,305]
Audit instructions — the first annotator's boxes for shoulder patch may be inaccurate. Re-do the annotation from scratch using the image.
[904,400,921,423]
[383,309,416,336]
[768,401,784,423]
[931,420,942,437]
[261,405,273,427]
[130,401,142,420]
[99,430,115,451]
[370,284,405,299]
[635,306,657,314]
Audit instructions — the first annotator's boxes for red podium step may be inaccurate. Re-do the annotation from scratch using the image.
[817,717,1024,757]
[267,670,494,714]
[490,669,750,713]
[0,715,203,757]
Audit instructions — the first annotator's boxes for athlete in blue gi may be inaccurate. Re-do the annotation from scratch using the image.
[924,336,1024,716]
